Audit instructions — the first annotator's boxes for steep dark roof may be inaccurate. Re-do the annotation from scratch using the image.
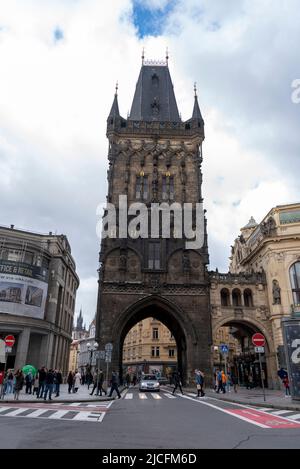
[108,93,120,119]
[129,65,180,122]
[192,94,203,120]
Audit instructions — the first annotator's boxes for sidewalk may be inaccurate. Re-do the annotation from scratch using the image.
[176,385,300,411]
[0,384,121,404]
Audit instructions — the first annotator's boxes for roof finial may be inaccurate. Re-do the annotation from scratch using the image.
[166,46,169,66]
[194,82,197,98]
[115,81,118,96]
[142,47,145,65]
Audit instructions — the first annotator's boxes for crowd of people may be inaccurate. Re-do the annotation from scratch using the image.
[0,367,63,400]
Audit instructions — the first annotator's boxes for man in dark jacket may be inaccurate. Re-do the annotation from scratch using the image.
[37,367,47,398]
[108,370,121,398]
[44,369,55,401]
[97,369,107,396]
[172,370,184,395]
[54,369,62,397]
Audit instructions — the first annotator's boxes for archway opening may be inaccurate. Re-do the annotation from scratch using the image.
[122,318,178,384]
[213,321,269,388]
[117,299,187,384]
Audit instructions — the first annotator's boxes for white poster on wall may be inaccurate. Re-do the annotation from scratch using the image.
[0,260,48,320]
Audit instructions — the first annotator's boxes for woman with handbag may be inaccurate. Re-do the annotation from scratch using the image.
[195,369,205,397]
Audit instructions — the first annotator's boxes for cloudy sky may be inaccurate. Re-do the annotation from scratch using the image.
[0,0,299,326]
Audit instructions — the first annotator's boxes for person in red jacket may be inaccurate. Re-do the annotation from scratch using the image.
[283,376,291,397]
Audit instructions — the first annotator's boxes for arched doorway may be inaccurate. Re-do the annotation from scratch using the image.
[213,319,277,389]
[117,299,187,384]
[122,318,178,384]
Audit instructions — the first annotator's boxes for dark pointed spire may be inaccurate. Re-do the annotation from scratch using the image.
[108,82,120,119]
[192,82,203,120]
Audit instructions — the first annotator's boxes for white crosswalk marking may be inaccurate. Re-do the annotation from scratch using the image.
[150,393,162,400]
[139,393,147,399]
[163,393,176,399]
[125,393,133,399]
[24,408,52,418]
[48,410,70,419]
[72,411,104,422]
[281,413,300,420]
[4,408,31,416]
[0,407,13,413]
[271,410,293,416]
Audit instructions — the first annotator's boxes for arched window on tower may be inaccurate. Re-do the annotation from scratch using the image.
[244,289,253,307]
[290,262,300,306]
[220,288,230,307]
[232,288,242,307]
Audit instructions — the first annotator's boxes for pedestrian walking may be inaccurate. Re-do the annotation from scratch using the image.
[54,369,62,397]
[283,376,291,397]
[44,369,55,401]
[231,374,238,393]
[37,367,47,398]
[216,370,223,393]
[25,371,33,394]
[90,369,99,396]
[97,369,107,396]
[195,369,205,397]
[6,370,14,394]
[108,370,121,398]
[172,370,183,395]
[132,375,137,386]
[74,370,81,393]
[67,371,74,393]
[125,373,131,388]
[32,374,39,396]
[221,370,227,393]
[14,370,24,400]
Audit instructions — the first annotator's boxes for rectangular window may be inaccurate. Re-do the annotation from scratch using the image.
[169,349,175,358]
[155,347,160,357]
[148,242,161,269]
[162,176,167,200]
[151,347,160,357]
[151,347,155,358]
[8,250,22,262]
[136,175,148,200]
[152,328,159,340]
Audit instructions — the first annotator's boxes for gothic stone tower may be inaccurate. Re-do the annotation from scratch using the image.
[96,58,212,383]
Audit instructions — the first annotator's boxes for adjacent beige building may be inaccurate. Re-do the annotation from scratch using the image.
[210,203,300,388]
[123,317,177,378]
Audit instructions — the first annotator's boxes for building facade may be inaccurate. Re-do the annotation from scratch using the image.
[123,317,177,378]
[0,225,79,375]
[96,57,211,384]
[210,204,300,388]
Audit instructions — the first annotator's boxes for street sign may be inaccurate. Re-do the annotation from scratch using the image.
[252,333,265,347]
[4,335,15,347]
[5,347,12,353]
[99,350,106,360]
[94,351,100,360]
[219,344,229,354]
[105,342,113,352]
[255,346,265,353]
[105,351,112,363]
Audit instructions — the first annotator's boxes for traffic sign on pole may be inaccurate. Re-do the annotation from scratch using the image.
[4,335,15,347]
[219,344,229,354]
[252,333,265,347]
[255,346,265,353]
[105,342,113,352]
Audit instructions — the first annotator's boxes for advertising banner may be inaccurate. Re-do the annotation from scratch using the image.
[0,260,48,320]
[282,318,300,400]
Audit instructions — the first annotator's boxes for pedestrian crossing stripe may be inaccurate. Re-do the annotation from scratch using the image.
[150,393,161,400]
[0,406,106,422]
[163,393,176,399]
[125,394,133,399]
[252,407,300,422]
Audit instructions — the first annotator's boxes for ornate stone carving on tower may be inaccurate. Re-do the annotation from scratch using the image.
[96,57,211,383]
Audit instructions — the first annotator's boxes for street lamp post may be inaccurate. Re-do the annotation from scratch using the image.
[86,342,98,375]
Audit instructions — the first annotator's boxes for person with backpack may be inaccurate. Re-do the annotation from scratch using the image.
[195,369,205,397]
[25,371,33,394]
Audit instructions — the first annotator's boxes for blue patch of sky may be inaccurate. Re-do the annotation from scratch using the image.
[53,27,64,43]
[132,0,177,38]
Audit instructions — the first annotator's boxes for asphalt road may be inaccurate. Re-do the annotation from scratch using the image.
[1,387,300,449]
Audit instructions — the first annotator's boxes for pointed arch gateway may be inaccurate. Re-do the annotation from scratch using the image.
[112,295,198,384]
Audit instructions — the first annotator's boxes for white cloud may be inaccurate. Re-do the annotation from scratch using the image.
[0,0,299,324]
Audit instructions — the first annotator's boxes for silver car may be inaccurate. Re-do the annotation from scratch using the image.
[139,374,160,392]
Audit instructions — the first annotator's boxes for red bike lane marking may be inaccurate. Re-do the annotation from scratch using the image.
[226,408,300,429]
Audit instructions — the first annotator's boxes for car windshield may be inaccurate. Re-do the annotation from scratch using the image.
[143,375,157,381]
